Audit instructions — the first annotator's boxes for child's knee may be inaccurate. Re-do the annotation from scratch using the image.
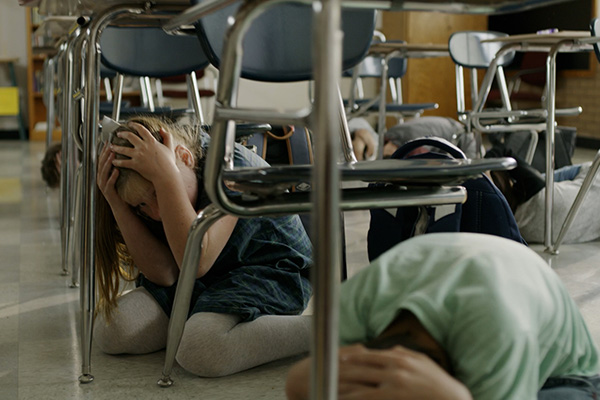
[175,332,232,377]
[175,318,239,377]
[93,314,125,354]
[93,310,140,354]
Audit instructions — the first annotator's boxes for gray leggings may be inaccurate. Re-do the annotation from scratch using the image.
[93,287,311,377]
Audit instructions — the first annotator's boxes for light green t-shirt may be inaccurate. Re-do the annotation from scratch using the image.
[339,232,599,400]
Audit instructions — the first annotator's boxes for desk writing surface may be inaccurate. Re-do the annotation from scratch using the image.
[481,30,591,44]
[368,42,449,57]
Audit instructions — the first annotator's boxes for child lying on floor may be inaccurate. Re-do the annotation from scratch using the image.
[485,145,600,244]
[286,233,600,400]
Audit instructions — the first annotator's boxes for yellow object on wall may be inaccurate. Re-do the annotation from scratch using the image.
[0,87,19,116]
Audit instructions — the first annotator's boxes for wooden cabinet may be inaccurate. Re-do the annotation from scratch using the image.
[381,12,487,122]
[25,7,60,141]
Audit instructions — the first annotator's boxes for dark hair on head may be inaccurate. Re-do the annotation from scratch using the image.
[40,143,62,188]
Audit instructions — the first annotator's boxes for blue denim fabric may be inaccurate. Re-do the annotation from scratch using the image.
[540,164,582,182]
[538,375,600,400]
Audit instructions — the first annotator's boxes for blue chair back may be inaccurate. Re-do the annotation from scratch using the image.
[192,0,376,82]
[100,26,210,78]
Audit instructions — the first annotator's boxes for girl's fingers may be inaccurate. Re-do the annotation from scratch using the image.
[97,146,118,187]
[110,143,134,158]
[106,168,119,186]
[159,128,172,148]
[111,157,131,169]
[115,128,143,147]
[127,122,156,143]
[97,148,112,178]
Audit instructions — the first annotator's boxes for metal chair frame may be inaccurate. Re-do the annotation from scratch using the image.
[159,0,524,393]
[345,39,439,124]
[449,30,541,162]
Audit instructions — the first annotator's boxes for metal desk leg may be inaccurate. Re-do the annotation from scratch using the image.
[544,44,560,253]
[78,6,145,384]
[79,21,97,381]
[158,205,224,387]
[311,0,342,398]
[376,55,389,160]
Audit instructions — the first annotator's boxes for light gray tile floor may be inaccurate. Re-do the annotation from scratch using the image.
[1,140,600,399]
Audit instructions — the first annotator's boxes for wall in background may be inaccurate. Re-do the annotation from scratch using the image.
[0,1,27,131]
[554,0,600,141]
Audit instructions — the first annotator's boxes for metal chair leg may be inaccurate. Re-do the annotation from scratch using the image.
[524,130,538,165]
[45,57,56,149]
[543,44,560,252]
[112,73,124,121]
[550,149,600,253]
[186,71,205,125]
[158,205,224,387]
[311,0,343,398]
[60,28,82,278]
[70,164,83,288]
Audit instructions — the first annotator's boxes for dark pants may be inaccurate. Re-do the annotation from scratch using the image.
[485,145,546,204]
[538,375,600,399]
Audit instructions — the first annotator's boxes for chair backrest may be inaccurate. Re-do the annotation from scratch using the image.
[100,26,210,78]
[449,30,516,116]
[100,63,117,79]
[346,41,407,79]
[192,0,376,82]
[448,30,515,69]
[590,18,600,63]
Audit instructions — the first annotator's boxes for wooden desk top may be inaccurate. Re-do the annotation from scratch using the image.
[481,30,591,45]
[368,42,449,58]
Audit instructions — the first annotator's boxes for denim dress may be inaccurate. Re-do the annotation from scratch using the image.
[138,133,313,321]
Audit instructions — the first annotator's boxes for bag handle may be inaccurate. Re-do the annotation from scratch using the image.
[266,125,295,140]
[392,136,467,160]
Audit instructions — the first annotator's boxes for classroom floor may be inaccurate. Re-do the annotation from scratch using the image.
[1,140,599,399]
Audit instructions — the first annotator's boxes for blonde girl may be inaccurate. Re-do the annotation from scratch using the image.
[93,116,312,377]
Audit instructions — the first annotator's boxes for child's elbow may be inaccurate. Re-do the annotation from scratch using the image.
[156,267,179,288]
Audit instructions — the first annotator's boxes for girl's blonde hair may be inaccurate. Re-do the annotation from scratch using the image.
[95,115,204,320]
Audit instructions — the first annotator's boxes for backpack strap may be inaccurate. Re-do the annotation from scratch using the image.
[392,137,467,160]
